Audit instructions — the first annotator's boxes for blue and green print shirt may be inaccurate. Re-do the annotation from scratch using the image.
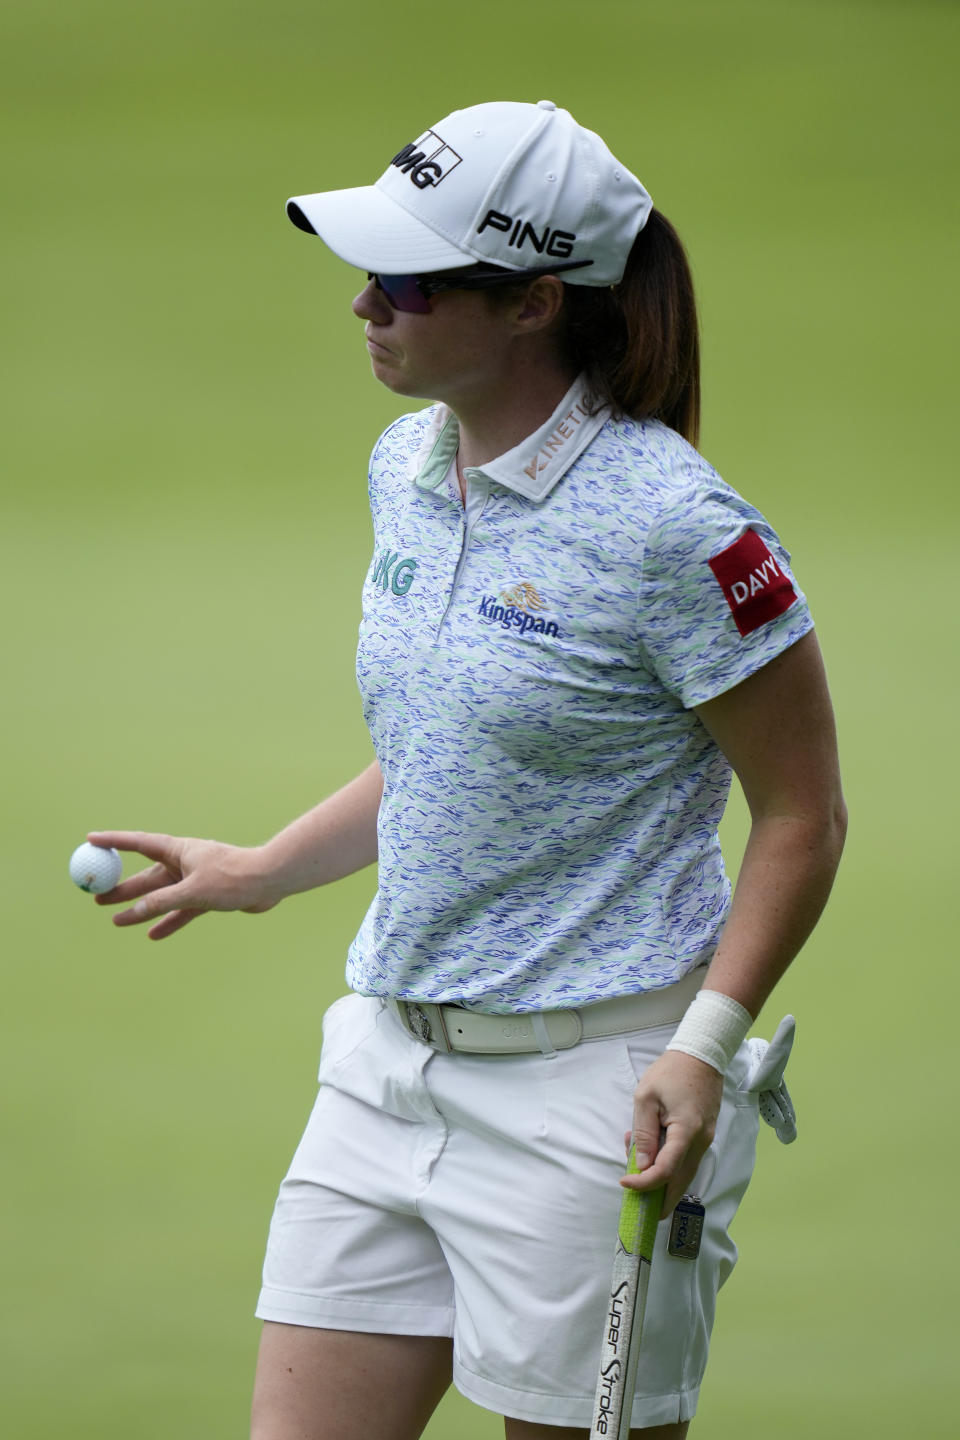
[347,376,813,1012]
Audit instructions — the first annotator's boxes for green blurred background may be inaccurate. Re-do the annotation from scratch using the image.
[2,0,956,1434]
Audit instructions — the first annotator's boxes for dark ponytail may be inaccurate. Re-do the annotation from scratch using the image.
[564,209,701,446]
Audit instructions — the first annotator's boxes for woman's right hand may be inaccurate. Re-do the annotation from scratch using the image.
[86,830,281,941]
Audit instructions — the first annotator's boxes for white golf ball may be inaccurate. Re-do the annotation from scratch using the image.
[69,842,123,895]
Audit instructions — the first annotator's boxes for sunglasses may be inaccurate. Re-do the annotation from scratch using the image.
[367,260,593,314]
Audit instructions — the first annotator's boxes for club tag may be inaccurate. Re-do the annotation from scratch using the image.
[708,529,798,636]
[668,1195,705,1259]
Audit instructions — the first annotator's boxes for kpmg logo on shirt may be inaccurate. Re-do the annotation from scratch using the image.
[370,545,418,596]
[476,582,563,640]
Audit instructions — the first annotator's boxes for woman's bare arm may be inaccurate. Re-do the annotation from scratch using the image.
[88,759,384,941]
[626,631,847,1212]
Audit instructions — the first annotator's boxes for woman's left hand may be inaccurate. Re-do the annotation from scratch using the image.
[623,1050,724,1216]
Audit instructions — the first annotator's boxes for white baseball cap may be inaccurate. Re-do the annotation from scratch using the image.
[287,100,652,287]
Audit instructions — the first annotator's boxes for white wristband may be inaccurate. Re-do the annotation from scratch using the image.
[665,989,753,1075]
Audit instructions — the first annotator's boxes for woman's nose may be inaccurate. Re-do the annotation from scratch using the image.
[352,277,392,322]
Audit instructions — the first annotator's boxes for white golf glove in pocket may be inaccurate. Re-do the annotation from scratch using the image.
[741,1014,797,1144]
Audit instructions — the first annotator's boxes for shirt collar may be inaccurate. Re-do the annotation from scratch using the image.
[410,375,610,504]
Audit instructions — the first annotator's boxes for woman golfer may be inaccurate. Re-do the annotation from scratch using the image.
[91,100,846,1439]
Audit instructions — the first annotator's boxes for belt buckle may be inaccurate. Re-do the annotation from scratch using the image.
[403,1002,453,1053]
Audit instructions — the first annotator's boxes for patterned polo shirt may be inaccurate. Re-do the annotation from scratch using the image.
[346,376,813,1012]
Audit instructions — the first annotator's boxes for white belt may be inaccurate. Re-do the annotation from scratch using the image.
[389,965,706,1055]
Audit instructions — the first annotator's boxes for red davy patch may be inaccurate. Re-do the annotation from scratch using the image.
[708,529,798,637]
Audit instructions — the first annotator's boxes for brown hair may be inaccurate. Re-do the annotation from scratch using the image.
[563,209,701,446]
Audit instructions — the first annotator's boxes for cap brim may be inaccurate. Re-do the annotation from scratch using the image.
[286,184,471,273]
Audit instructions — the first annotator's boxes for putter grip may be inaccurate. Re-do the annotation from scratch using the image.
[589,1145,664,1439]
[618,1145,661,1258]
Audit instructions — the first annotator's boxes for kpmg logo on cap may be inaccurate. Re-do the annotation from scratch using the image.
[390,131,463,190]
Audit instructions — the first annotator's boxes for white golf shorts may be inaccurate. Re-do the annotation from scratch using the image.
[256,993,761,1429]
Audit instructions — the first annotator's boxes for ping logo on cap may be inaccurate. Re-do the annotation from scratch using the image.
[391,132,463,190]
[477,209,576,258]
[708,529,798,637]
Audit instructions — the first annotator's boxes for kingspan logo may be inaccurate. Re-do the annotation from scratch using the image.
[476,582,564,640]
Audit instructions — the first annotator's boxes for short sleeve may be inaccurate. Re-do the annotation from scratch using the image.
[367,405,447,507]
[368,413,416,502]
[636,483,814,707]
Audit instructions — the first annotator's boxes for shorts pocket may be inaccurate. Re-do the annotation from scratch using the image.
[316,995,428,1119]
[317,993,382,1083]
[621,1021,684,1087]
[620,1026,752,1203]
